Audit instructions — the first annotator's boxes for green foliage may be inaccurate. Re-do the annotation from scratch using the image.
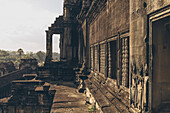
[0,50,10,57]
[36,51,46,63]
[17,48,24,58]
[88,105,97,112]
[0,49,60,68]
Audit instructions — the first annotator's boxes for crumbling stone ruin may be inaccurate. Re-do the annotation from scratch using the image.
[19,58,38,74]
[0,60,55,113]
[0,59,38,102]
[0,62,16,76]
[0,0,169,113]
[19,59,37,68]
[0,74,55,113]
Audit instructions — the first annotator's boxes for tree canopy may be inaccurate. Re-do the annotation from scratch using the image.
[0,49,60,68]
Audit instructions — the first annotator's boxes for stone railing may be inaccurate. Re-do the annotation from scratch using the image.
[0,68,32,99]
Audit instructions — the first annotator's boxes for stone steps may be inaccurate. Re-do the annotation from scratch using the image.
[38,67,53,80]
[84,74,130,113]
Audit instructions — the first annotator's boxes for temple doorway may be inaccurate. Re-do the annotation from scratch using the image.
[52,34,60,61]
[152,16,170,111]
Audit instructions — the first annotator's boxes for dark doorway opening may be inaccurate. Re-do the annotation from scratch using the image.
[110,40,117,79]
[152,16,170,111]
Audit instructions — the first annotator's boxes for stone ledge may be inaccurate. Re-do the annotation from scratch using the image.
[84,75,131,113]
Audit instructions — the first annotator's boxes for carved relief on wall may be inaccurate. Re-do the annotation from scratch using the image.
[95,45,99,72]
[100,43,106,74]
[130,58,149,111]
[90,47,93,69]
[121,37,129,87]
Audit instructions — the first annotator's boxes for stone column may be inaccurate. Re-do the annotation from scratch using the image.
[86,22,90,69]
[108,42,112,78]
[42,85,51,113]
[64,27,72,61]
[45,31,53,65]
[60,33,64,60]
[105,42,108,77]
[78,31,83,64]
[117,33,122,88]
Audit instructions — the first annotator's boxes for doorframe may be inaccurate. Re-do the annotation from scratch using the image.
[148,5,170,111]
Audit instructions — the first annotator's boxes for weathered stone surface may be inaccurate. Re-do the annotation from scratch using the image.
[0,74,55,113]
[0,62,16,76]
[19,58,38,74]
[130,0,170,112]
[50,82,89,113]
[1,0,169,113]
[0,68,32,99]
[84,73,130,113]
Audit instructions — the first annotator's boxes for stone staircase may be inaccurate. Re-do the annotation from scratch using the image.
[38,67,52,80]
[84,73,130,113]
[39,61,76,81]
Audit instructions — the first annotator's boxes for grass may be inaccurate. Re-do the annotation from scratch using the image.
[88,105,97,112]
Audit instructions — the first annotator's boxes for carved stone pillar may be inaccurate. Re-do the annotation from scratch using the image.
[117,33,122,87]
[45,31,53,65]
[64,27,72,61]
[60,33,65,60]
[108,42,112,78]
[85,22,90,69]
[105,42,108,78]
[78,31,83,64]
[90,47,94,70]
[94,45,98,72]
[122,37,129,87]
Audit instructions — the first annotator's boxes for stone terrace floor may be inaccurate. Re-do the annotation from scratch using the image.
[49,81,95,113]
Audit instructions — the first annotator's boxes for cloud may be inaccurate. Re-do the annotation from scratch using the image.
[0,0,63,53]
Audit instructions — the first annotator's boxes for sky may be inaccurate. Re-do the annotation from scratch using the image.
[0,0,63,53]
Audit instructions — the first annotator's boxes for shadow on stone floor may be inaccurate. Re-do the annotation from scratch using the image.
[48,81,97,113]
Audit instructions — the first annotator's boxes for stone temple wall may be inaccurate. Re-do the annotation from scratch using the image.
[75,0,170,112]
[44,0,170,112]
[89,0,129,45]
[130,0,170,112]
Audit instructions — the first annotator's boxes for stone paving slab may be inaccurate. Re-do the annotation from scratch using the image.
[50,83,90,113]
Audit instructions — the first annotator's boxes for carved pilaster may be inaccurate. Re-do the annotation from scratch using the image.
[100,43,106,75]
[117,33,121,87]
[122,37,129,87]
[108,42,112,78]
[60,33,63,59]
[94,45,99,72]
[90,47,94,70]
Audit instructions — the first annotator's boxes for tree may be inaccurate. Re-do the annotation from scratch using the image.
[36,51,45,63]
[0,50,9,57]
[17,48,24,59]
[23,52,34,58]
[29,52,34,58]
